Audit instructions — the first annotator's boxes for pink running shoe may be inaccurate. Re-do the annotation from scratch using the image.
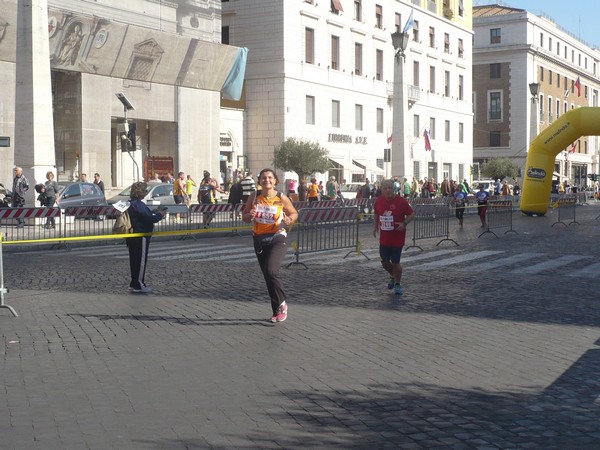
[275,302,288,322]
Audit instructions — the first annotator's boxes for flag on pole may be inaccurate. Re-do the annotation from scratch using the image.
[222,47,248,101]
[564,87,570,99]
[565,142,578,161]
[402,9,414,34]
[423,129,432,151]
[574,76,581,97]
[387,133,393,144]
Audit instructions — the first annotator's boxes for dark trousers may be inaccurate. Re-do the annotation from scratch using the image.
[253,234,288,314]
[455,205,465,221]
[127,236,151,289]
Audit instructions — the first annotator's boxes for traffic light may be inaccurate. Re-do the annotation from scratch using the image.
[119,121,136,152]
[383,148,391,162]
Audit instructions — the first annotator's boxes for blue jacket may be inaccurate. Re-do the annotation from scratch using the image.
[128,199,163,233]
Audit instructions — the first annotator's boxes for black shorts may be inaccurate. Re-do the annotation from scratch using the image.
[174,195,185,205]
[379,245,403,264]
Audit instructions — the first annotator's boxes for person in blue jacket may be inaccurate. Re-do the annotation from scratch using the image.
[127,181,166,293]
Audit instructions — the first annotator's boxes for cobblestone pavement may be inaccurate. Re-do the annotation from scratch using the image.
[1,204,600,449]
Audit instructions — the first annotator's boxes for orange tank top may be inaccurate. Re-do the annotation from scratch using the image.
[253,193,284,236]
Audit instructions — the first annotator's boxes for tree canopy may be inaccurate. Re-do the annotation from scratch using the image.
[272,137,330,179]
[481,157,519,180]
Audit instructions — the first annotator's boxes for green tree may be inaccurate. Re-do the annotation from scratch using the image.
[481,157,519,180]
[273,137,330,180]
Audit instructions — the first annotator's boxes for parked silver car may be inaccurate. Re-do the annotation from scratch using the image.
[108,182,176,206]
[57,182,107,209]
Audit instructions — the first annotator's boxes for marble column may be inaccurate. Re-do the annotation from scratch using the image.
[15,0,56,201]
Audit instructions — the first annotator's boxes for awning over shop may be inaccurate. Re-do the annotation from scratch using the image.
[330,157,365,174]
[353,159,384,175]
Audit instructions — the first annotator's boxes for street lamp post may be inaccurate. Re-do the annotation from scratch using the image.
[528,82,540,145]
[391,31,410,179]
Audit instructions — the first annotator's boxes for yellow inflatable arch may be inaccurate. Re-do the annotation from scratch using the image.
[521,107,600,215]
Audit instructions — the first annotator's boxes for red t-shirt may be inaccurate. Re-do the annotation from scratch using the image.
[374,195,414,247]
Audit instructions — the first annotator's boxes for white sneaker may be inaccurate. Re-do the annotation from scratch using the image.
[132,286,153,294]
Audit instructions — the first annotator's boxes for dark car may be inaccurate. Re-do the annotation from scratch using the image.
[107,182,176,206]
[57,182,107,209]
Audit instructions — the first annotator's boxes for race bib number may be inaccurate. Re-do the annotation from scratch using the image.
[255,204,278,224]
[380,213,395,231]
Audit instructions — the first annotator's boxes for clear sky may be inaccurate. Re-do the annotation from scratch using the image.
[474,0,600,48]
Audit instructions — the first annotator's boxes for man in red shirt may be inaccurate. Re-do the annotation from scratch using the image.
[373,179,415,295]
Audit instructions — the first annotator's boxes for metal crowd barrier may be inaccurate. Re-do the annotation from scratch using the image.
[405,201,458,251]
[552,195,578,227]
[478,200,517,238]
[0,203,252,244]
[287,207,369,269]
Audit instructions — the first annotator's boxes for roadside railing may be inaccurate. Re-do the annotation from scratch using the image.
[406,199,458,251]
[552,195,578,227]
[478,200,518,238]
[287,207,369,269]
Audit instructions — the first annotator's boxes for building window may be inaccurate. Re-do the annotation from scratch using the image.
[375,4,383,29]
[306,95,315,125]
[331,35,339,70]
[429,65,436,93]
[458,38,464,58]
[444,33,450,53]
[490,63,501,79]
[332,100,340,128]
[429,27,435,48]
[413,20,419,42]
[331,0,343,15]
[539,94,544,119]
[540,32,544,47]
[354,0,362,21]
[490,28,501,44]
[490,131,501,147]
[354,43,362,76]
[556,99,560,119]
[413,161,421,180]
[444,71,450,97]
[376,49,383,81]
[548,37,552,51]
[458,122,464,143]
[540,67,544,82]
[221,26,230,45]
[376,108,384,133]
[305,28,314,64]
[444,120,450,141]
[413,115,420,138]
[458,74,464,100]
[549,70,552,85]
[413,61,420,87]
[489,91,502,121]
[355,104,363,130]
[395,13,401,32]
[430,117,436,139]
[548,96,552,123]
[458,0,464,17]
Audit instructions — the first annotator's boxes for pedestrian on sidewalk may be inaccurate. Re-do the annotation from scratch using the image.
[242,168,298,323]
[127,182,166,294]
[12,166,29,228]
[373,179,414,296]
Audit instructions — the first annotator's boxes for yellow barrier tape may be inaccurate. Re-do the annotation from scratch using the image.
[1,225,253,245]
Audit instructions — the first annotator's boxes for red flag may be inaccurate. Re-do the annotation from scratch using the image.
[423,129,432,151]
[574,76,581,97]
[565,142,577,161]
